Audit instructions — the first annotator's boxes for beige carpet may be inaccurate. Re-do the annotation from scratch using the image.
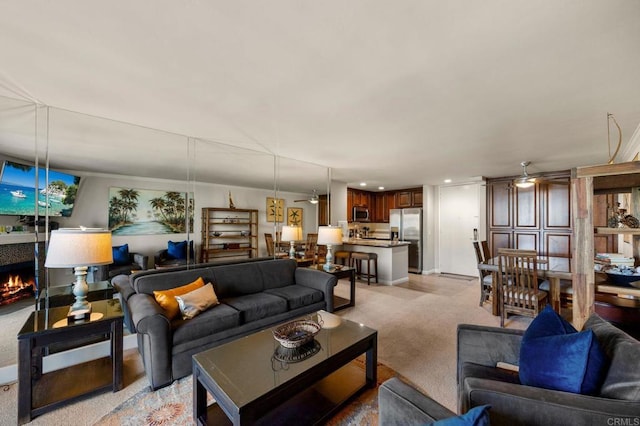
[0,273,531,425]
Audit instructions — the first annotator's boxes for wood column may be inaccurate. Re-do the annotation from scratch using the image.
[571,176,594,330]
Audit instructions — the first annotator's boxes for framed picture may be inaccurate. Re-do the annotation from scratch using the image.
[287,207,303,226]
[108,187,194,235]
[266,197,284,222]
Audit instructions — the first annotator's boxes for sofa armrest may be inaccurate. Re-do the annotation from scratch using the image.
[463,377,640,425]
[129,293,173,389]
[295,267,337,312]
[457,324,523,413]
[379,378,456,425]
[111,274,136,332]
[132,252,149,270]
[457,324,523,385]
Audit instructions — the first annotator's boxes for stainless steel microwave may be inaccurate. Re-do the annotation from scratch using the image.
[353,206,370,221]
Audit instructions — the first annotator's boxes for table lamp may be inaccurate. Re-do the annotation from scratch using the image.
[317,225,343,272]
[45,228,113,319]
[281,225,303,259]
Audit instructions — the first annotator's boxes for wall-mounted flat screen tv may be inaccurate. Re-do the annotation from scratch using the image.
[0,160,81,217]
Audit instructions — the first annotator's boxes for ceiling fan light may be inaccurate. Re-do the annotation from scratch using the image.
[515,179,534,188]
[309,199,319,204]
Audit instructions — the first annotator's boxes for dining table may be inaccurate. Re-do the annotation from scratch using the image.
[478,255,572,316]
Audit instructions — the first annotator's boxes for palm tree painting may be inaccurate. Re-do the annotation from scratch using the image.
[108,187,194,235]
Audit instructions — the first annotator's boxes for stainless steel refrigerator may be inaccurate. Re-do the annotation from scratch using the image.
[390,208,423,273]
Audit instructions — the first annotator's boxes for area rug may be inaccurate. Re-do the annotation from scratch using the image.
[95,357,400,426]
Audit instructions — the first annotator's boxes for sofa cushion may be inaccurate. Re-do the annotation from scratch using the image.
[264,285,323,310]
[172,303,241,346]
[212,263,264,297]
[153,277,205,320]
[584,314,640,400]
[113,244,130,265]
[433,404,491,426]
[223,293,288,323]
[259,259,297,290]
[519,305,607,395]
[175,283,219,320]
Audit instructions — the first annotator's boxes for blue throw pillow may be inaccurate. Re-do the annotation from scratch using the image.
[167,240,187,259]
[167,240,194,260]
[112,244,130,266]
[433,405,491,426]
[520,305,607,395]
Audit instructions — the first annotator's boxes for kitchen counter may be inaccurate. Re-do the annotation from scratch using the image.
[342,239,410,248]
[338,240,409,285]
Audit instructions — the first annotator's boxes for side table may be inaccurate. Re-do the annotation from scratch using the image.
[17,299,124,425]
[308,264,356,311]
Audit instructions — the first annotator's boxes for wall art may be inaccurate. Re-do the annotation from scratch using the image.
[108,187,194,235]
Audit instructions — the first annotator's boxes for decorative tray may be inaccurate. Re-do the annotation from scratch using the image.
[272,320,321,348]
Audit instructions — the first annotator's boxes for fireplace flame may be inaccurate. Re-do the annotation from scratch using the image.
[7,274,25,289]
[1,274,35,305]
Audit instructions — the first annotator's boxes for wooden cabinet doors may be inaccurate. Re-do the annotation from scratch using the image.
[487,175,571,258]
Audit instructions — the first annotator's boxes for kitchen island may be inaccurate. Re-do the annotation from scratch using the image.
[340,239,410,285]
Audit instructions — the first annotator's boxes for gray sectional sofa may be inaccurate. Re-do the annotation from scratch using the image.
[115,258,337,390]
[379,314,640,425]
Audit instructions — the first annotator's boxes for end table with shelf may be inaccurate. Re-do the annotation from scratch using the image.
[17,298,124,425]
[308,264,356,311]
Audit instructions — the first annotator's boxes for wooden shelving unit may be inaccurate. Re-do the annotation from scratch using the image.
[200,208,258,263]
[573,161,640,329]
[595,227,640,235]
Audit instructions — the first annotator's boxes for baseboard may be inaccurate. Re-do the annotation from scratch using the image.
[0,333,137,385]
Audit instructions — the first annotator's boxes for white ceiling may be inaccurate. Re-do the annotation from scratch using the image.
[0,0,639,191]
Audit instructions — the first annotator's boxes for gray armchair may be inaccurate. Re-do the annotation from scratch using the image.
[95,252,148,281]
[379,315,640,425]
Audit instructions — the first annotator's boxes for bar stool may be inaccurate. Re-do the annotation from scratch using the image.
[350,252,378,285]
[334,251,351,266]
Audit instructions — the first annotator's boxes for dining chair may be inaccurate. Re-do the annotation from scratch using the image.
[265,233,276,256]
[481,240,491,263]
[497,248,548,327]
[473,241,493,307]
[304,233,319,264]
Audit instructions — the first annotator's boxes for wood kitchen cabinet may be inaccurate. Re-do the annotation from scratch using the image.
[318,195,328,226]
[486,173,571,258]
[347,187,418,222]
[396,187,423,208]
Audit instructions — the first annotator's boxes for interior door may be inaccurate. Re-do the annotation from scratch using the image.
[439,184,481,277]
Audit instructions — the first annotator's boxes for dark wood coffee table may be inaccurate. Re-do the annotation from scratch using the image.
[192,311,377,425]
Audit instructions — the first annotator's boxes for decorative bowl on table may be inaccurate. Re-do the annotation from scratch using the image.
[604,267,640,288]
[272,320,321,348]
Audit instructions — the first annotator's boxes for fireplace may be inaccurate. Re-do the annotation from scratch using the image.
[0,261,36,306]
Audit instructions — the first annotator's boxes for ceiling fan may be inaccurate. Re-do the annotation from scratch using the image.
[294,190,319,204]
[511,161,569,189]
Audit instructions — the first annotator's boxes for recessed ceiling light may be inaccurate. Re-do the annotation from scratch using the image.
[378,186,385,190]
[444,179,452,183]
[359,182,367,187]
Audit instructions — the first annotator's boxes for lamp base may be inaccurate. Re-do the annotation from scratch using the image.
[67,304,92,322]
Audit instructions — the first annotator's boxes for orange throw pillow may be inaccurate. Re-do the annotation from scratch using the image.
[153,277,205,319]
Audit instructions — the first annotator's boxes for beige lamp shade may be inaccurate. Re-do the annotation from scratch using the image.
[281,225,303,242]
[317,226,342,245]
[45,228,113,267]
